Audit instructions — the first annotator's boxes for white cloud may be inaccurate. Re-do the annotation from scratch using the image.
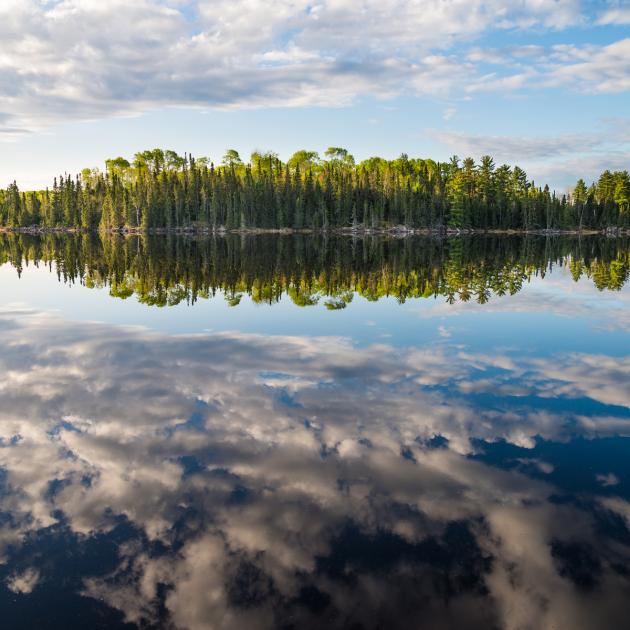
[431,129,604,160]
[547,38,630,93]
[442,106,457,121]
[463,38,630,96]
[467,44,545,64]
[430,122,630,189]
[0,307,629,626]
[0,0,591,135]
[597,7,630,25]
[527,150,630,191]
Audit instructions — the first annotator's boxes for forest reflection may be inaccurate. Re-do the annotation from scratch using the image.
[1,232,629,307]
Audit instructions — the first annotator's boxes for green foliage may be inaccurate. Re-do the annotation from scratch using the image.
[1,233,627,309]
[222,149,242,167]
[1,149,629,231]
[287,150,319,172]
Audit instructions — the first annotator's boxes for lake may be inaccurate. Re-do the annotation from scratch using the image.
[0,233,629,629]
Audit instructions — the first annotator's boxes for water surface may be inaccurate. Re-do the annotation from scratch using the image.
[0,234,629,629]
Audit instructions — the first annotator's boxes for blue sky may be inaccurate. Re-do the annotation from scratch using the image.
[0,0,629,191]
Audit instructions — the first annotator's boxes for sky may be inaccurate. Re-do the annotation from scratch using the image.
[0,0,629,191]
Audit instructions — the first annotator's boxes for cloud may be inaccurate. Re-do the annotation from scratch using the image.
[443,106,457,121]
[416,269,630,335]
[0,0,591,135]
[467,44,545,65]
[429,121,630,188]
[547,39,630,93]
[596,472,620,487]
[0,307,629,626]
[527,150,630,191]
[528,352,630,409]
[6,568,40,594]
[597,7,630,25]
[431,129,605,160]
[463,38,630,96]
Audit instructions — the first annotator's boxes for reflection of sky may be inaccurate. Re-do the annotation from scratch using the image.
[1,261,630,628]
[2,262,630,356]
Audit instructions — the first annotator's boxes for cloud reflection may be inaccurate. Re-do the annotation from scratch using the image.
[0,308,629,628]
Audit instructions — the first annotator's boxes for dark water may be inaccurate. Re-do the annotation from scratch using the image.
[0,233,629,629]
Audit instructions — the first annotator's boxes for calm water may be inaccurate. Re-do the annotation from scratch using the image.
[1,234,629,629]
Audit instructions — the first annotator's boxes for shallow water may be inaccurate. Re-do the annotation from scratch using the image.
[0,234,629,629]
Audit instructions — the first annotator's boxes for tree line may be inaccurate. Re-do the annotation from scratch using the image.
[2,233,627,307]
[1,148,629,231]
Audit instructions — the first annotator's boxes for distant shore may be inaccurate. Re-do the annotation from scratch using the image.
[0,226,628,237]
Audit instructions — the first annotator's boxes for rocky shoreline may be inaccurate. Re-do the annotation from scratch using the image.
[0,225,628,237]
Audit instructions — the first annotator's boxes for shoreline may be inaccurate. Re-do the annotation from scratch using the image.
[0,226,627,237]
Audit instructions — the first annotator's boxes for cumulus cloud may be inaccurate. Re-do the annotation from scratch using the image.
[0,0,601,135]
[464,37,630,96]
[528,352,630,409]
[597,6,630,25]
[6,568,40,594]
[547,39,630,93]
[0,306,629,626]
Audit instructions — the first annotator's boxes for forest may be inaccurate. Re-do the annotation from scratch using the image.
[0,148,629,232]
[1,233,628,307]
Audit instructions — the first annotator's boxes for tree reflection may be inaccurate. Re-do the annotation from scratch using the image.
[1,233,629,307]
